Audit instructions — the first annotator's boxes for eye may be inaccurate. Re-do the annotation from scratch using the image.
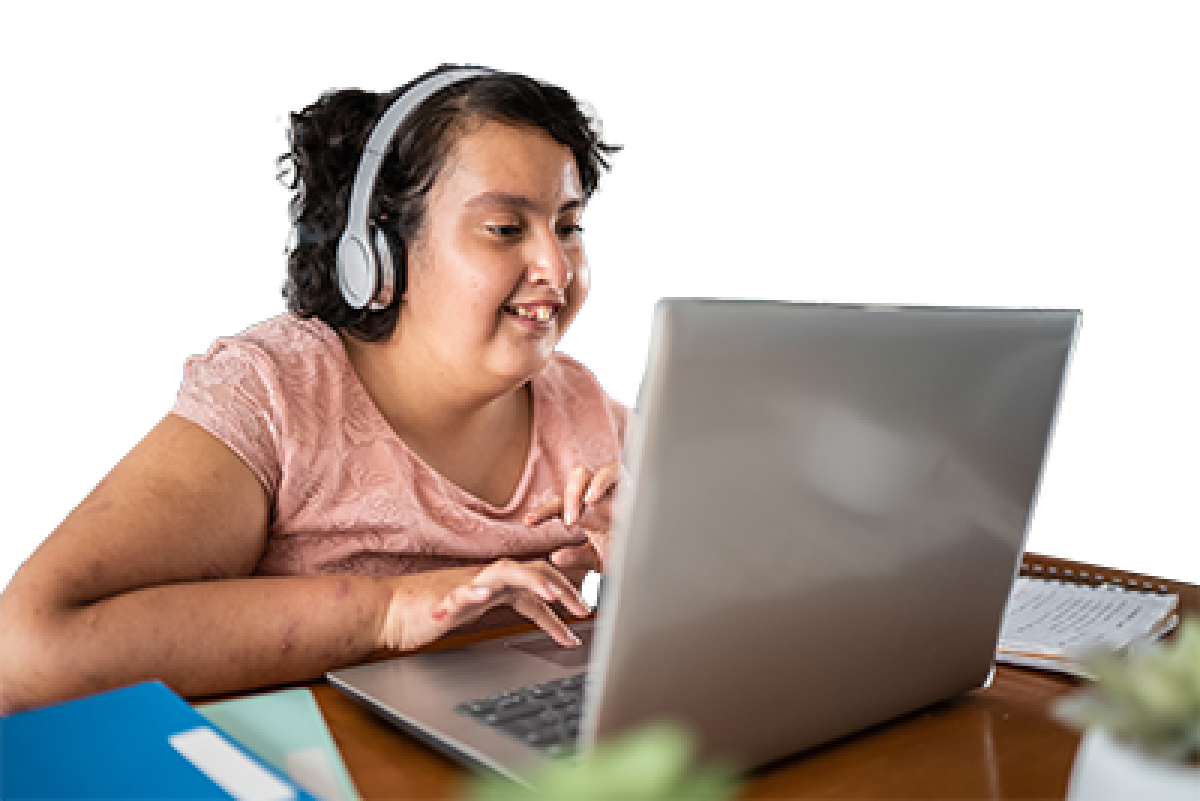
[484,220,582,241]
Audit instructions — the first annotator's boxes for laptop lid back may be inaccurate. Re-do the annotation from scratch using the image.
[583,300,1079,768]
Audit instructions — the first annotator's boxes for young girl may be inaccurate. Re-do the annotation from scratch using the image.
[0,65,625,713]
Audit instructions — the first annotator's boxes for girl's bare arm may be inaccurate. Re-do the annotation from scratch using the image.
[0,414,588,713]
[0,414,399,711]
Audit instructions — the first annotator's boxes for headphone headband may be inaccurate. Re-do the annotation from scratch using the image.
[337,67,492,309]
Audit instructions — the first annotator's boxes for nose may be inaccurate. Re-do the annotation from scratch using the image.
[525,227,575,290]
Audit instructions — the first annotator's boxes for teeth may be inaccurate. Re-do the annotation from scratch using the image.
[513,305,554,321]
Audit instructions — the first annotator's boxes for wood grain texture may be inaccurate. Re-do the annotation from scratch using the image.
[207,554,1198,799]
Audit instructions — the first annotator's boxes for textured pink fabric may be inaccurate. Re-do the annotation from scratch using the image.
[171,314,626,578]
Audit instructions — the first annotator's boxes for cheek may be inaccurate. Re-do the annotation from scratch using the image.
[571,261,590,308]
[406,247,502,320]
[560,261,590,329]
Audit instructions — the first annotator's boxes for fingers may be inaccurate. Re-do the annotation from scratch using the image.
[432,560,590,648]
[561,466,591,527]
[582,526,609,568]
[523,495,564,527]
[567,462,619,527]
[524,461,620,529]
[555,565,592,591]
[527,461,620,576]
[550,541,603,573]
[584,462,619,507]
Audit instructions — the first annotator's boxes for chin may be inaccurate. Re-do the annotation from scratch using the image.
[487,350,555,389]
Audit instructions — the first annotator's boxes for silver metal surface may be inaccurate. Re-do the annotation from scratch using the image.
[329,622,595,785]
[586,300,1079,768]
[329,300,1080,782]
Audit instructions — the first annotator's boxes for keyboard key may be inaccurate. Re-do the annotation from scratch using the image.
[549,696,579,712]
[499,716,545,737]
[483,700,544,725]
[456,699,498,716]
[457,673,589,753]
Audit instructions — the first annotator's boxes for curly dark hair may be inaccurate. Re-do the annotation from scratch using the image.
[279,64,621,341]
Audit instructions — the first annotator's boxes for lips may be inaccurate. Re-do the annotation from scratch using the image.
[503,301,562,324]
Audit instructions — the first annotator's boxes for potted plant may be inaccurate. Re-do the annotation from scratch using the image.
[466,720,738,801]
[1053,616,1200,800]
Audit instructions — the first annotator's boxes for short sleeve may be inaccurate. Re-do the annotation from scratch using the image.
[170,338,283,499]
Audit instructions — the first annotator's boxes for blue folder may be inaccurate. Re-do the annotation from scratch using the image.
[1,680,315,800]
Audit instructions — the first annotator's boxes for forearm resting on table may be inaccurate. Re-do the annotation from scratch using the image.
[0,573,393,713]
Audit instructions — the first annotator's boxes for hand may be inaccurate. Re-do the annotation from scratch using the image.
[526,462,620,575]
[381,559,591,652]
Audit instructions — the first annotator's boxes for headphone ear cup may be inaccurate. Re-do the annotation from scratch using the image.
[337,232,378,310]
[368,222,400,309]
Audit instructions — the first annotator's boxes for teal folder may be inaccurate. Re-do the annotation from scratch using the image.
[198,688,361,800]
[1,680,316,800]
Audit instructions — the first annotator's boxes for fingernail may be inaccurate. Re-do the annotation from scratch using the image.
[563,510,575,527]
[470,586,490,600]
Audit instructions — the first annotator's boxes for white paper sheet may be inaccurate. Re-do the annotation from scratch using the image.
[997,576,1178,662]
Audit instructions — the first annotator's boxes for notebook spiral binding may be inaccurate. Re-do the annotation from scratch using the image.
[1020,559,1174,596]
[1008,553,1185,661]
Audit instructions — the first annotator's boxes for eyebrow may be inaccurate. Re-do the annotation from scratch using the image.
[464,192,583,214]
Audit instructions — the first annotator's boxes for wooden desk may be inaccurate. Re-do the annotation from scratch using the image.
[290,554,1199,800]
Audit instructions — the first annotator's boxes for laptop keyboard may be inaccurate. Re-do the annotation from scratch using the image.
[455,673,587,757]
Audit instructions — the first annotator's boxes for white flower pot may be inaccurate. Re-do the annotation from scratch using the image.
[1066,727,1200,801]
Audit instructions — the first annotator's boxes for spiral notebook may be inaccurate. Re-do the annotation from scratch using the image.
[997,567,1180,677]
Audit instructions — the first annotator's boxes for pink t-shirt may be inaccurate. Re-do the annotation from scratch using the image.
[171,314,627,578]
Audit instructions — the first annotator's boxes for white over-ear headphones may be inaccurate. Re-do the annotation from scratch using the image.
[336,67,491,309]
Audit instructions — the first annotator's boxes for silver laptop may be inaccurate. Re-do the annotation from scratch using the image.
[328,299,1080,785]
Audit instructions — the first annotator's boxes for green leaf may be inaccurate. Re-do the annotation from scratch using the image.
[465,720,740,801]
[1169,619,1200,699]
[1057,614,1200,763]
[592,722,694,796]
[1126,659,1186,719]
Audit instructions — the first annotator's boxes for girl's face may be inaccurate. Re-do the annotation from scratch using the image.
[398,120,588,392]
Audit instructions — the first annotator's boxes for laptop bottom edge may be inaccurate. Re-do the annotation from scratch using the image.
[326,674,538,788]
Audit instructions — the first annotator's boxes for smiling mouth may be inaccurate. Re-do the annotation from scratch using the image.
[503,303,559,323]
